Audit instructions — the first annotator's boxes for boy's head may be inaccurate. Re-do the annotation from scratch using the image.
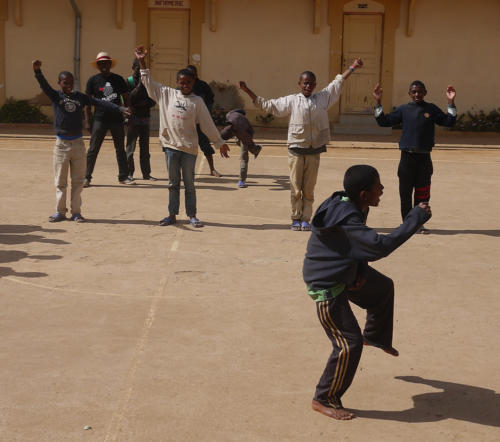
[58,71,74,94]
[408,80,427,104]
[343,165,383,207]
[186,64,198,79]
[298,71,316,97]
[176,68,195,95]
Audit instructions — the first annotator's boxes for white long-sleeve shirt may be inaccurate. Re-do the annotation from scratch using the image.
[140,69,224,155]
[254,74,344,149]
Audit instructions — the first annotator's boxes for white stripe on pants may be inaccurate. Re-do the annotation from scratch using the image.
[53,137,86,215]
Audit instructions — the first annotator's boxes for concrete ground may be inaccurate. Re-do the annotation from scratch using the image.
[1,128,499,441]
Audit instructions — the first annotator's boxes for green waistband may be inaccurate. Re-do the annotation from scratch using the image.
[307,283,346,302]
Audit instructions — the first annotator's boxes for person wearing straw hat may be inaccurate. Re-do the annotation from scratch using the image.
[83,51,135,186]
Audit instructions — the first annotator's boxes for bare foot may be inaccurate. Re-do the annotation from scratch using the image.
[210,169,222,178]
[363,339,399,357]
[311,400,355,420]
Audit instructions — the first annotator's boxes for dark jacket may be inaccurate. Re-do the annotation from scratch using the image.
[34,70,123,137]
[375,101,456,152]
[128,73,155,119]
[225,109,254,137]
[302,191,430,290]
[193,79,214,111]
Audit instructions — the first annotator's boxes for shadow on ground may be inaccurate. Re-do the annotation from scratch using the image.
[0,224,65,278]
[352,376,500,426]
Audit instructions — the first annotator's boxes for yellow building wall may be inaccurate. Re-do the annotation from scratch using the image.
[200,0,332,126]
[4,0,136,103]
[393,0,500,112]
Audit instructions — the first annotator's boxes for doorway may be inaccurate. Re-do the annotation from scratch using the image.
[340,14,382,114]
[149,9,190,87]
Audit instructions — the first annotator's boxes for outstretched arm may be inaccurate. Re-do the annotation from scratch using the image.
[341,58,363,80]
[32,60,59,103]
[434,85,457,127]
[238,81,257,102]
[134,45,165,103]
[240,81,292,117]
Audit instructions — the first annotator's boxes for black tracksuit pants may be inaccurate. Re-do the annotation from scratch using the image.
[126,122,151,179]
[86,120,129,182]
[398,150,433,220]
[314,267,394,409]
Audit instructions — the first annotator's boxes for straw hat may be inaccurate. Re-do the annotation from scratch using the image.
[91,52,117,69]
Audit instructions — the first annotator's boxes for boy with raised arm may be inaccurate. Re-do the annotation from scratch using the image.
[32,60,129,222]
[239,58,362,231]
[134,46,229,228]
[373,81,456,232]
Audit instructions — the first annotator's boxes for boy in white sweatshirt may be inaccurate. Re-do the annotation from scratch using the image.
[239,59,362,231]
[135,46,229,227]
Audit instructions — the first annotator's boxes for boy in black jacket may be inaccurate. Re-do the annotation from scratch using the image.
[125,59,157,181]
[303,165,431,420]
[32,60,128,222]
[373,81,456,232]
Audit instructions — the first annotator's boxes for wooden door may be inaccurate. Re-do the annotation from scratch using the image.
[341,14,382,114]
[149,10,189,87]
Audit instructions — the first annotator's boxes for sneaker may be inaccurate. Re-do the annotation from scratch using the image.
[144,175,158,181]
[70,213,86,223]
[127,175,135,181]
[83,178,90,188]
[291,220,301,231]
[301,221,311,231]
[49,212,66,223]
[237,180,247,188]
[119,178,137,185]
[189,217,203,228]
[159,215,176,226]
[253,145,262,159]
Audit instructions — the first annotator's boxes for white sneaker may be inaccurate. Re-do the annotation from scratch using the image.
[119,178,137,185]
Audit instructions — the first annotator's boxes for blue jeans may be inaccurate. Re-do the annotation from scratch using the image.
[164,148,197,217]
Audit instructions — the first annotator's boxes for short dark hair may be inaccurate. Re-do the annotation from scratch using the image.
[177,68,195,80]
[409,80,426,90]
[299,71,316,81]
[186,64,198,75]
[343,165,380,202]
[58,71,74,81]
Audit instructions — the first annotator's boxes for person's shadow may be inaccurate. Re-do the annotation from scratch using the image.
[352,376,499,426]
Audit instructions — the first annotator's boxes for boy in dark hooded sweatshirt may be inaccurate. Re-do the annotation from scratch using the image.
[302,165,431,420]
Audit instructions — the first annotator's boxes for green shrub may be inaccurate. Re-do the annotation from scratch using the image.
[452,108,500,132]
[0,98,50,123]
[255,113,275,125]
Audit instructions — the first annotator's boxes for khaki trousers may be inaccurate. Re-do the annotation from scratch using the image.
[288,151,320,222]
[54,137,86,215]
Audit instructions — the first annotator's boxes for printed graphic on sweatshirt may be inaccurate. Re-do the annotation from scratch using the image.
[174,99,188,113]
[99,82,118,102]
[59,97,80,113]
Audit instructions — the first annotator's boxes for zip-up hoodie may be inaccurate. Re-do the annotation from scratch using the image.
[303,191,430,290]
[140,69,224,155]
[254,75,344,149]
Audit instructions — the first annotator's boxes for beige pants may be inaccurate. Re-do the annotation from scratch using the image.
[53,137,86,215]
[288,151,320,222]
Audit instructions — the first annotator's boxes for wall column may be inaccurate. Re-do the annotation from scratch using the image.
[0,0,7,106]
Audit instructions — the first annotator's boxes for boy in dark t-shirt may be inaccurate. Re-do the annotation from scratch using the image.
[373,81,456,232]
[84,51,134,186]
[32,60,128,222]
